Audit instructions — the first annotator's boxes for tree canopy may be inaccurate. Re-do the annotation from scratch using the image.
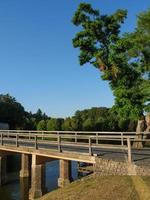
[0,94,25,129]
[72,3,150,123]
[0,93,136,131]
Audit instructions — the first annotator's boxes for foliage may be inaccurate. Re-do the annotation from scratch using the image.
[37,120,47,131]
[33,109,48,123]
[0,94,49,130]
[0,94,136,131]
[24,112,37,130]
[62,117,75,131]
[47,118,64,131]
[61,107,133,131]
[72,3,150,123]
[0,94,25,129]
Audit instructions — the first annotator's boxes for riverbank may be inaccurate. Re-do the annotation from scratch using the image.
[39,175,149,200]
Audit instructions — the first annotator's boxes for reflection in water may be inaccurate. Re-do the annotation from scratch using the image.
[20,178,30,200]
[0,180,19,200]
[0,160,78,200]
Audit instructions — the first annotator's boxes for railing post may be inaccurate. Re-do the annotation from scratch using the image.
[35,135,38,149]
[16,134,19,147]
[29,131,31,140]
[42,131,44,140]
[7,130,9,138]
[89,137,92,156]
[121,133,124,146]
[127,137,132,163]
[1,133,3,146]
[96,133,98,145]
[58,135,61,152]
[75,132,77,143]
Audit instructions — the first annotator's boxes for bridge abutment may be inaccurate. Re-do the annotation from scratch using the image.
[58,159,72,188]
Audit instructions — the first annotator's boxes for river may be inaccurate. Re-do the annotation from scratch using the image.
[0,160,78,200]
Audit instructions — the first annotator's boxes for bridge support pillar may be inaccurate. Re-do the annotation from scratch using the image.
[20,154,31,178]
[0,155,7,186]
[29,155,46,200]
[58,159,72,188]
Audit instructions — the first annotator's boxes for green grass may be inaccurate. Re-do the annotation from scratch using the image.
[39,176,140,200]
[131,176,150,200]
[142,176,150,186]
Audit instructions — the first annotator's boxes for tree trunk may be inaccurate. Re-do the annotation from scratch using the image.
[145,114,150,136]
[132,114,150,148]
[132,118,146,149]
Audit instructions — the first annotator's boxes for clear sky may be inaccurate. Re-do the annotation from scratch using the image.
[0,0,150,117]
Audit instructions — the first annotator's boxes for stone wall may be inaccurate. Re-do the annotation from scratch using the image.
[94,157,150,176]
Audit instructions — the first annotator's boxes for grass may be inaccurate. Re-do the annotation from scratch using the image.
[142,176,150,186]
[39,175,141,200]
[131,176,150,200]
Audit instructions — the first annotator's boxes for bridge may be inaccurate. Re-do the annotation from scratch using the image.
[0,130,150,199]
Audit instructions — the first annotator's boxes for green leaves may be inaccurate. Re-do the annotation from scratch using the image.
[113,9,127,23]
[0,94,25,129]
[72,3,99,26]
[72,3,127,74]
[72,3,150,123]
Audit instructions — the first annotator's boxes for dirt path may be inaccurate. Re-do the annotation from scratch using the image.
[131,176,150,200]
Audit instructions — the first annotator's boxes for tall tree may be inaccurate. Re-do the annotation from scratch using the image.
[62,117,73,131]
[37,120,47,131]
[34,109,43,122]
[0,94,25,129]
[47,118,64,131]
[72,3,150,134]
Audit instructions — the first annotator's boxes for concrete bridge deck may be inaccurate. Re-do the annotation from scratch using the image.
[1,139,150,166]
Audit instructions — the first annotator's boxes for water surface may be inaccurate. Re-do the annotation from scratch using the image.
[0,160,78,200]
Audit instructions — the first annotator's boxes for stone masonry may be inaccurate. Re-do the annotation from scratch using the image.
[94,157,150,176]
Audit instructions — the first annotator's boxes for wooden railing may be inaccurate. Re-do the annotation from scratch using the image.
[0,130,149,163]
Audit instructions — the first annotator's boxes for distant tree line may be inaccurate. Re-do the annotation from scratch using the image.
[0,94,137,131]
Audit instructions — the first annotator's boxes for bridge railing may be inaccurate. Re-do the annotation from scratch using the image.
[0,130,139,144]
[0,130,148,146]
[0,130,147,145]
[0,130,150,163]
[0,130,139,135]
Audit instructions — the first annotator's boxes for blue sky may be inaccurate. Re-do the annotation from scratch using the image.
[0,0,150,117]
